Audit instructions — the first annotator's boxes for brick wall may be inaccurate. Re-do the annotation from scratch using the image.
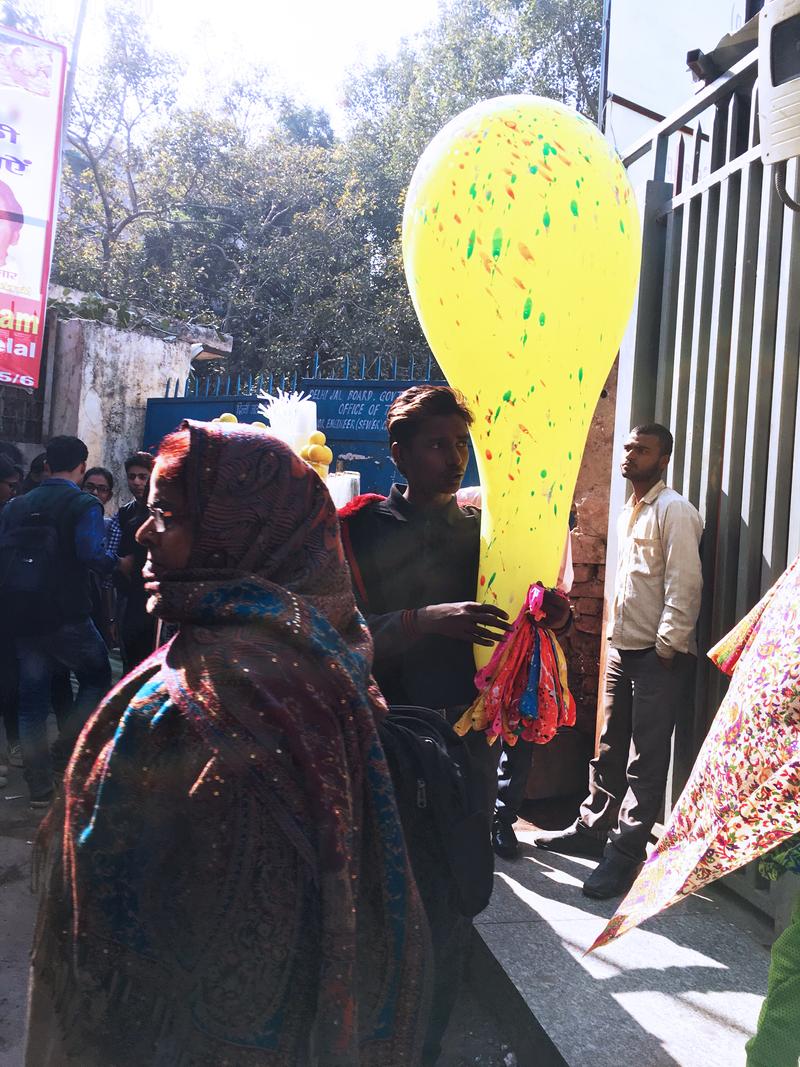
[527,361,617,799]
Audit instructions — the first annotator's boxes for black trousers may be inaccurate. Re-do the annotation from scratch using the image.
[494,738,534,827]
[580,646,694,862]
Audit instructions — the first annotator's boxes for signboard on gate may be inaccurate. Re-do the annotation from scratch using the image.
[0,28,66,390]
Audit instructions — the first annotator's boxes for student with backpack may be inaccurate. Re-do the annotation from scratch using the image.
[0,436,113,807]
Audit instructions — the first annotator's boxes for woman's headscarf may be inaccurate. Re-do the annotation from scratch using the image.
[591,553,800,952]
[42,422,429,1066]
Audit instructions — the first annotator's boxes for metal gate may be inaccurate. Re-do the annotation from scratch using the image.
[612,50,799,924]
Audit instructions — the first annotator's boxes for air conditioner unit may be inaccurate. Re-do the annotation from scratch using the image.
[759,0,800,163]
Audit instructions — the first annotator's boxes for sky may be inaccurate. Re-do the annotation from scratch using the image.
[41,0,441,129]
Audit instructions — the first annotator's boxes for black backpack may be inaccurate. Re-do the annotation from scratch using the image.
[0,496,86,636]
[379,705,494,919]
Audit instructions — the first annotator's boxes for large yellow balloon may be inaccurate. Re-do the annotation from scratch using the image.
[402,96,640,666]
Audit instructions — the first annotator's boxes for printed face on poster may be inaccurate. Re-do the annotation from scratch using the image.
[0,28,66,390]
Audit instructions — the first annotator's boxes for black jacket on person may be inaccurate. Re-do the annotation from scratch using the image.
[339,484,480,710]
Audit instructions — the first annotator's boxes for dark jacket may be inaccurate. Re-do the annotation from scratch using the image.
[340,485,480,710]
[0,480,104,623]
[114,499,151,631]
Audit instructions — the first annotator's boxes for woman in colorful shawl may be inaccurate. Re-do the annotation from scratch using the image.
[26,420,431,1067]
[590,553,800,1067]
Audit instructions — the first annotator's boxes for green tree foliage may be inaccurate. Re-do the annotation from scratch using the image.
[52,0,602,378]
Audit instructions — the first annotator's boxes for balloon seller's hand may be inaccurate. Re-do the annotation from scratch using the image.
[541,588,572,631]
[418,602,511,646]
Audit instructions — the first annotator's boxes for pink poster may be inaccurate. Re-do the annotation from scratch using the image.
[0,27,66,390]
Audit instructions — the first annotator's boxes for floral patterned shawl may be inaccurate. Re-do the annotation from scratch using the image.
[28,422,431,1066]
[592,553,800,952]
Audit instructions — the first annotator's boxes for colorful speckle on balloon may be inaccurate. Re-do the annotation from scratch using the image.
[570,200,579,217]
[540,469,547,478]
[519,242,534,262]
[486,572,497,591]
[578,367,584,382]
[469,183,477,199]
[543,143,557,157]
[543,210,551,228]
[619,219,626,233]
[480,574,486,586]
[539,312,546,326]
[529,165,538,175]
[466,230,476,258]
[485,449,492,460]
[502,389,512,402]
[494,406,501,421]
[522,297,532,320]
[491,228,503,259]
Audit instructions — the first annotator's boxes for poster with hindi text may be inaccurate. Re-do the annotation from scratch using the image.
[0,27,66,390]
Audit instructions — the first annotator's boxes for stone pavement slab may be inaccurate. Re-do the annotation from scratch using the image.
[473,831,771,1067]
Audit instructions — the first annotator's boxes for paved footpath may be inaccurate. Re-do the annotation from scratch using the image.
[473,824,773,1067]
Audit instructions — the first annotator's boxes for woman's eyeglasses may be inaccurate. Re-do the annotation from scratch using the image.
[84,481,111,497]
[147,505,183,533]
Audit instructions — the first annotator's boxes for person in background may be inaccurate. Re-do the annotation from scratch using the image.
[115,451,156,672]
[21,452,46,494]
[0,453,20,788]
[0,436,113,807]
[0,451,20,506]
[82,466,117,648]
[26,421,431,1066]
[0,440,23,468]
[534,424,703,899]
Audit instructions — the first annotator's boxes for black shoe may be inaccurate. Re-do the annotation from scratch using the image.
[29,791,55,811]
[581,853,641,900]
[532,823,606,858]
[492,817,519,860]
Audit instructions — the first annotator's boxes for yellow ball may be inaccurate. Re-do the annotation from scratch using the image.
[308,444,333,465]
[299,445,312,460]
[218,412,238,424]
[308,430,326,445]
[251,420,268,430]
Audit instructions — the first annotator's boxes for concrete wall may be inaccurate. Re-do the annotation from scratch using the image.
[48,319,196,509]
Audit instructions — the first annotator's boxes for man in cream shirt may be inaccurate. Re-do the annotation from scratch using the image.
[534,424,703,899]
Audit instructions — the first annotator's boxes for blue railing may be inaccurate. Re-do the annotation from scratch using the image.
[164,353,439,399]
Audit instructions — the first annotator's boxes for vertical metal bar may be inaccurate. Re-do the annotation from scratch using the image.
[377,355,382,379]
[667,189,702,495]
[684,101,729,505]
[410,356,415,380]
[654,206,682,422]
[654,132,669,182]
[426,355,432,381]
[291,371,298,390]
[269,373,274,393]
[762,156,800,586]
[392,356,398,379]
[736,159,784,613]
[344,354,350,378]
[313,352,319,377]
[360,354,366,378]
